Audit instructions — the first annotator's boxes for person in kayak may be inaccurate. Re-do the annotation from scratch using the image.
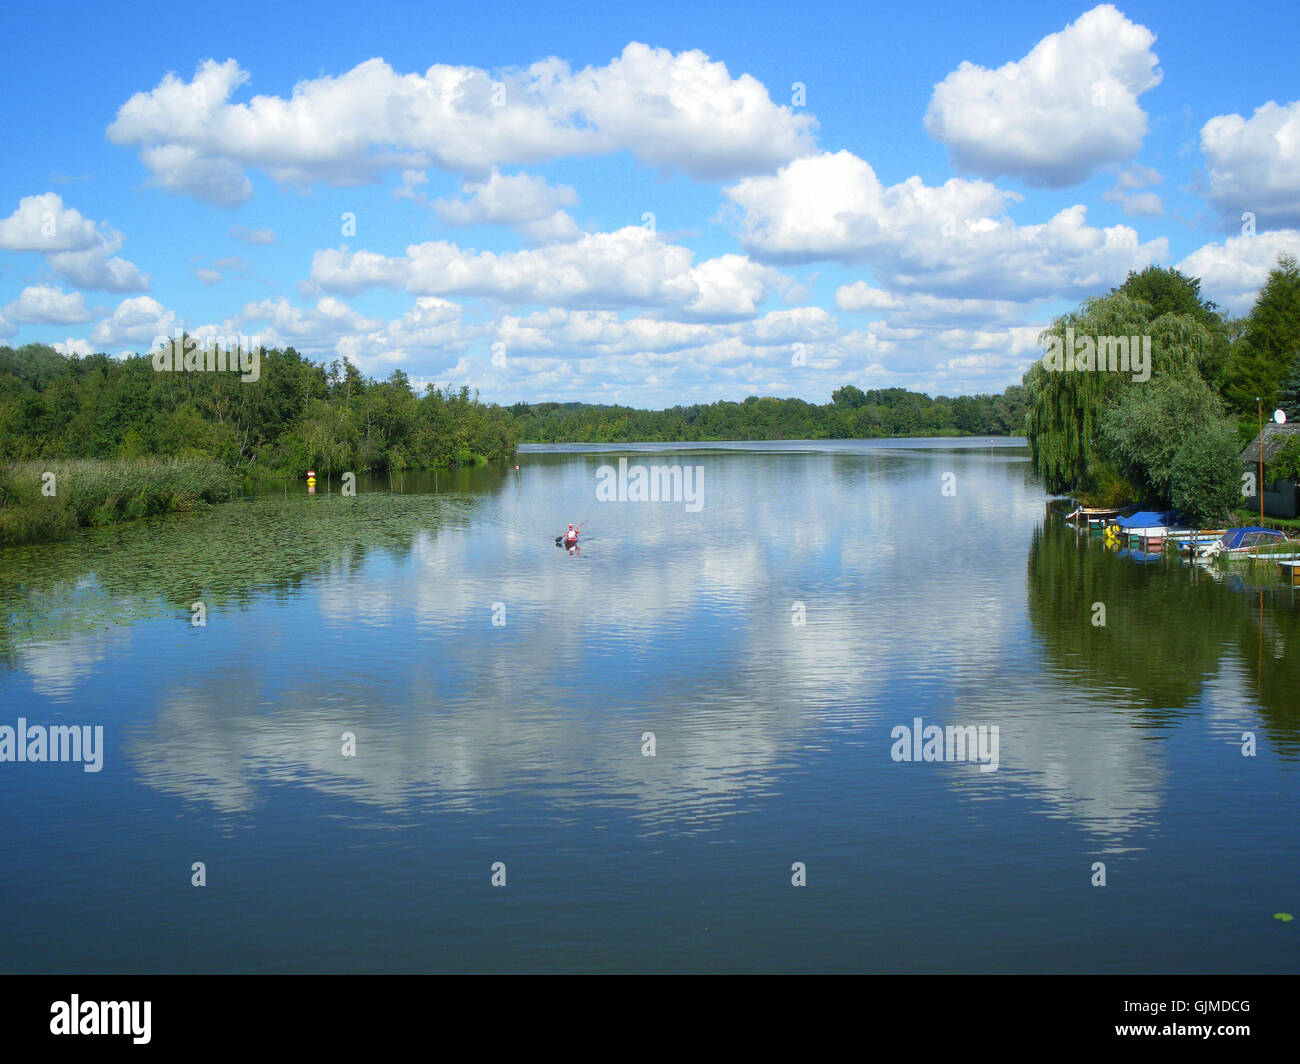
[554,523,583,548]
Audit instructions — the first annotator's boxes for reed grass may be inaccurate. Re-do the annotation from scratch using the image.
[0,457,235,546]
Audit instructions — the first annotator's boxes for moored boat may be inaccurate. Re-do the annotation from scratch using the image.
[1066,505,1122,523]
[1103,510,1179,550]
[1197,526,1289,558]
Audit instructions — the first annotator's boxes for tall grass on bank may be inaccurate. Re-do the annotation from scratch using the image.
[0,457,235,546]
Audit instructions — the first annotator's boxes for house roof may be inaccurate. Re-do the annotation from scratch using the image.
[1239,421,1300,465]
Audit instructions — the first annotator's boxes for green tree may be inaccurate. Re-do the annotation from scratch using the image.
[1276,353,1300,422]
[1169,421,1243,525]
[831,384,867,409]
[1112,265,1230,384]
[1222,254,1300,414]
[1097,372,1231,505]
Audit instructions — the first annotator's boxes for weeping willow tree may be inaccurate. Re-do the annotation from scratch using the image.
[1023,359,1114,495]
[1024,289,1217,496]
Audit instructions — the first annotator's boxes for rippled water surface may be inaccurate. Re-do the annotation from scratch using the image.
[1,439,1296,972]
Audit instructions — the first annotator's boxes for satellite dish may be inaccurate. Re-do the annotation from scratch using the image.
[1275,409,1288,425]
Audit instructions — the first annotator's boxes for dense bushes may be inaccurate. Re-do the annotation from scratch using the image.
[1169,423,1245,526]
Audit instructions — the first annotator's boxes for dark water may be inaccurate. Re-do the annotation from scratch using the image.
[0,439,1296,973]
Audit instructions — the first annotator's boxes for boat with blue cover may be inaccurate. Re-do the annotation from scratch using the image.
[1197,526,1288,558]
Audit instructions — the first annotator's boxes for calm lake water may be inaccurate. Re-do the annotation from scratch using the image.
[1,439,1297,973]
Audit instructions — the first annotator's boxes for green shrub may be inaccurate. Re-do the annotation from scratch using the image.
[1170,421,1243,525]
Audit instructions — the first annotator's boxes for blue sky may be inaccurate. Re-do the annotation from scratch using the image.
[1,0,1297,406]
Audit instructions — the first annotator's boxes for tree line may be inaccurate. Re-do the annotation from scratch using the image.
[0,343,520,475]
[507,385,1028,443]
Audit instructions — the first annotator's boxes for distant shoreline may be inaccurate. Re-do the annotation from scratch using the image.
[519,435,1028,449]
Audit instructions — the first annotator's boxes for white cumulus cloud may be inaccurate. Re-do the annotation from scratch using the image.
[4,285,97,324]
[924,4,1162,187]
[90,296,177,347]
[106,46,818,203]
[726,150,1166,300]
[433,169,580,243]
[0,192,101,251]
[834,282,902,311]
[237,296,384,346]
[47,230,150,292]
[0,193,148,292]
[1201,99,1300,228]
[310,226,785,320]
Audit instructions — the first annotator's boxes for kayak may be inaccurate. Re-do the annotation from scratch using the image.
[555,535,579,548]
